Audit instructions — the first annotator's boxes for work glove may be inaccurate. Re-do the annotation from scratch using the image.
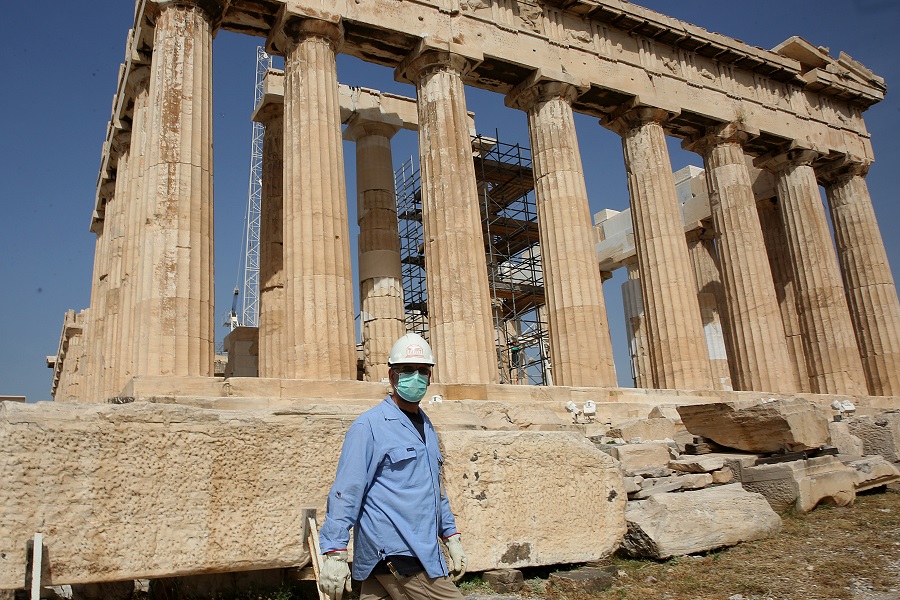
[319,551,352,600]
[445,534,467,583]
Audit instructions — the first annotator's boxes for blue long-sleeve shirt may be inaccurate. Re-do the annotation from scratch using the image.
[319,396,458,580]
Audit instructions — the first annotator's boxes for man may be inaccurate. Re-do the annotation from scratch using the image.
[318,333,468,600]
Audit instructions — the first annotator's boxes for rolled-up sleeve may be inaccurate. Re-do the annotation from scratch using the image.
[438,490,457,539]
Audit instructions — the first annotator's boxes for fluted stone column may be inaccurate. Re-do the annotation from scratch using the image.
[622,259,651,388]
[268,14,356,380]
[819,162,900,396]
[757,149,866,395]
[116,66,150,391]
[397,46,498,384]
[685,125,796,393]
[100,132,132,397]
[685,230,733,391]
[344,117,407,382]
[132,0,220,377]
[757,197,810,392]
[83,211,110,402]
[506,75,616,387]
[253,92,285,378]
[603,105,712,390]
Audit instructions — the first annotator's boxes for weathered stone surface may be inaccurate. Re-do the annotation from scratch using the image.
[621,484,781,558]
[505,407,569,430]
[741,455,857,513]
[482,569,525,593]
[843,455,900,491]
[609,443,672,473]
[608,417,677,442]
[677,398,830,453]
[648,405,683,427]
[828,420,865,456]
[629,480,682,499]
[711,467,734,484]
[0,401,625,587]
[603,107,712,391]
[763,151,867,395]
[678,473,714,489]
[623,476,643,494]
[669,456,726,473]
[506,77,617,387]
[847,413,900,462]
[628,466,673,479]
[445,429,626,569]
[480,411,518,430]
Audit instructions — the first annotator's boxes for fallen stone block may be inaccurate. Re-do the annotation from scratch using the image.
[846,412,900,462]
[842,455,900,492]
[740,455,856,513]
[0,401,626,588]
[629,480,682,499]
[828,421,864,456]
[678,473,714,490]
[669,456,726,473]
[621,484,780,559]
[482,569,525,593]
[648,405,684,429]
[608,418,677,442]
[623,476,643,494]
[711,467,734,484]
[548,567,616,594]
[677,398,830,453]
[628,466,673,479]
[609,442,672,473]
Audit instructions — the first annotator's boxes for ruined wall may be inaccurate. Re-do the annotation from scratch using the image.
[0,400,624,588]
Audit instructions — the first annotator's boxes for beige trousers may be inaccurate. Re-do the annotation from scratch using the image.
[359,572,464,600]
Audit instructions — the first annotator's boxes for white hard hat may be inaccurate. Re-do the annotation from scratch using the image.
[388,333,436,366]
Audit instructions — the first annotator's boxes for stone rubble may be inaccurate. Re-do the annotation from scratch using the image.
[593,400,900,559]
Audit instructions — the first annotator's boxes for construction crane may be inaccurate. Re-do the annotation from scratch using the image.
[227,46,272,331]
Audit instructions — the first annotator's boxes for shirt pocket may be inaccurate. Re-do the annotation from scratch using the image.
[385,446,418,470]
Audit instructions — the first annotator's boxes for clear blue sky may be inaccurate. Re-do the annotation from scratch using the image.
[1,1,897,402]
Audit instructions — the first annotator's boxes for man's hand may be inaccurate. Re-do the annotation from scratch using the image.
[319,551,352,600]
[445,535,467,582]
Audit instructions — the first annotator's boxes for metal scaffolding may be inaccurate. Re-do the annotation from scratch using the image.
[394,133,550,385]
[234,46,272,330]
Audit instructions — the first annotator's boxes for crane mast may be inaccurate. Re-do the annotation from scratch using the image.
[232,46,272,330]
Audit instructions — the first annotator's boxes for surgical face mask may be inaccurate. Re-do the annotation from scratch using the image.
[395,371,429,403]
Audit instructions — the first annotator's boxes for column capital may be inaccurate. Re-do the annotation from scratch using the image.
[266,7,343,56]
[395,39,483,85]
[682,121,759,155]
[816,155,871,186]
[252,69,285,124]
[504,69,588,112]
[147,0,228,27]
[252,101,284,126]
[343,115,401,143]
[600,99,679,136]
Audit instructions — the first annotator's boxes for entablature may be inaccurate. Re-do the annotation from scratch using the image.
[94,0,887,230]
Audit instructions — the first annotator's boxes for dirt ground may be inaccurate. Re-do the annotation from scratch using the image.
[500,485,900,600]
